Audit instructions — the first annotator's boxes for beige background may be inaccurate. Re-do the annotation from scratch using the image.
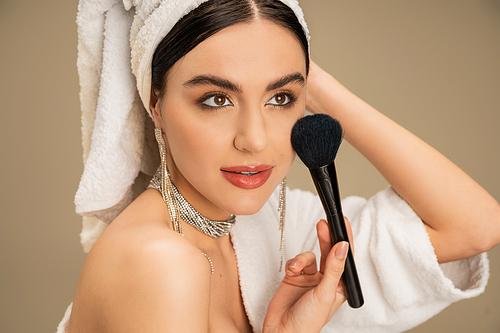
[0,0,498,332]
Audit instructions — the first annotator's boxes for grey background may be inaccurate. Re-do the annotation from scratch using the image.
[0,0,498,332]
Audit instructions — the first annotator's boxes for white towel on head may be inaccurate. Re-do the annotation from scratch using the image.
[75,0,151,251]
[74,0,310,252]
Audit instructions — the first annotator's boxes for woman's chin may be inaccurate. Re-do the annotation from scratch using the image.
[224,190,275,216]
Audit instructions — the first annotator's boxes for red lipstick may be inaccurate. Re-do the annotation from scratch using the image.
[221,165,273,189]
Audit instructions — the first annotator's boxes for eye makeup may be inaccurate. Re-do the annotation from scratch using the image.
[196,90,298,111]
[196,91,234,111]
[266,90,297,109]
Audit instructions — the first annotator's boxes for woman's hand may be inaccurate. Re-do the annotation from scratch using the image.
[263,219,353,333]
[305,60,343,117]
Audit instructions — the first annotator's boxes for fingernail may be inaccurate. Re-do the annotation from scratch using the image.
[335,242,349,260]
[289,259,300,270]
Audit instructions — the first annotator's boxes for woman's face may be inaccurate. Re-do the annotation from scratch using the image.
[152,18,307,220]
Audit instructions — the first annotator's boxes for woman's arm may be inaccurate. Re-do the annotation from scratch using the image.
[306,61,500,263]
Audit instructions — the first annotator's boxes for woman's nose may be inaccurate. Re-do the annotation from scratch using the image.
[233,108,270,154]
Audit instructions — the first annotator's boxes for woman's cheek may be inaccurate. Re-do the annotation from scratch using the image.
[171,118,233,178]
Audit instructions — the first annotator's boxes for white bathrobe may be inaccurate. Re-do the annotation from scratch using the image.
[57,187,488,333]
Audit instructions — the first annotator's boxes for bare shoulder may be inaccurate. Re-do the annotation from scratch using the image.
[69,190,211,332]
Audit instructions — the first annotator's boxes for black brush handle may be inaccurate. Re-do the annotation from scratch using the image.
[310,164,364,308]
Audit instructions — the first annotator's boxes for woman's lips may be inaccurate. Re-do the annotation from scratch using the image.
[221,165,273,189]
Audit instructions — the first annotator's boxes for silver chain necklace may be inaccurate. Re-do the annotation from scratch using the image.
[148,167,236,238]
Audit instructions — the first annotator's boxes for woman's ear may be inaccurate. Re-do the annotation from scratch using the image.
[150,88,163,129]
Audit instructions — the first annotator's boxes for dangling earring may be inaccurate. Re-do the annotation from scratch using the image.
[154,128,182,235]
[278,177,287,272]
[151,128,215,274]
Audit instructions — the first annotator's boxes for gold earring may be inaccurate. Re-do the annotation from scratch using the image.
[154,128,182,235]
[278,177,287,272]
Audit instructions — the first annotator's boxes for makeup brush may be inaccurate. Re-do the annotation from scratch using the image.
[291,113,364,308]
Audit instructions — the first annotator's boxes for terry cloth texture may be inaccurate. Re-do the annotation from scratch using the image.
[231,187,489,332]
[57,187,489,333]
[74,0,310,252]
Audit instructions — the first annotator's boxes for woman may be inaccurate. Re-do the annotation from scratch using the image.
[60,0,499,332]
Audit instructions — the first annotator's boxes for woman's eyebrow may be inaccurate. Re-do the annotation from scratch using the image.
[266,72,305,92]
[183,75,242,93]
[183,72,305,93]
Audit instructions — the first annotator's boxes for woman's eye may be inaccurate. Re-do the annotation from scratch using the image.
[267,93,291,106]
[202,95,233,107]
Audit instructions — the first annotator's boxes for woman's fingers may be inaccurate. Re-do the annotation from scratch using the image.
[315,241,349,304]
[317,219,333,273]
[345,217,354,250]
[264,223,351,332]
[286,251,318,276]
[317,217,354,273]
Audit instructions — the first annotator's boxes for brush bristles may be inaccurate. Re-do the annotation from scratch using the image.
[291,114,343,169]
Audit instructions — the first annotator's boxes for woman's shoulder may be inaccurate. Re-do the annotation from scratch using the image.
[90,189,209,270]
[90,215,210,275]
[69,190,211,332]
[85,189,212,294]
